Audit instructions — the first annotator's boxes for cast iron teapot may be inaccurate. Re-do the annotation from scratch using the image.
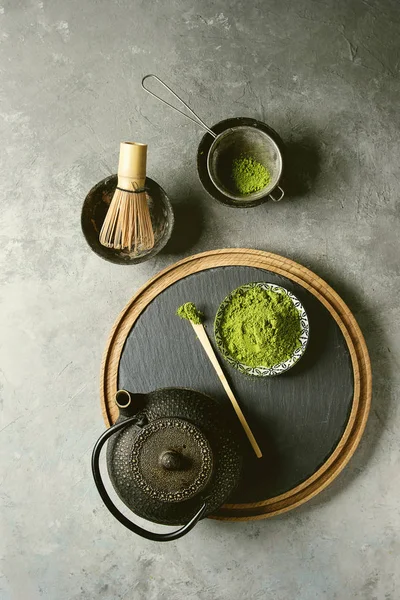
[92,387,242,542]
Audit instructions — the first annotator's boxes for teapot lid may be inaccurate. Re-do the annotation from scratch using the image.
[131,418,213,502]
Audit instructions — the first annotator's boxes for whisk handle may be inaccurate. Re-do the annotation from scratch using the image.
[141,74,217,138]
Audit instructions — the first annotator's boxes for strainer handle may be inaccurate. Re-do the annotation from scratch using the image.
[269,185,285,202]
[142,74,217,138]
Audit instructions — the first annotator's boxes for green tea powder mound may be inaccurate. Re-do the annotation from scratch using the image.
[176,302,204,324]
[219,286,301,368]
[232,156,271,195]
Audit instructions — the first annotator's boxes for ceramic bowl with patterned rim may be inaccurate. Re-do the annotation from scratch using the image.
[214,282,310,377]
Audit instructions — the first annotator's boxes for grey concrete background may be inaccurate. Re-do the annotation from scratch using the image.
[0,0,399,598]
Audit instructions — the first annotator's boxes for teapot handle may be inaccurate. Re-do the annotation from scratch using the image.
[91,417,208,542]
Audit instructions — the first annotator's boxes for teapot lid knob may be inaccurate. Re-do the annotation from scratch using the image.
[159,450,185,471]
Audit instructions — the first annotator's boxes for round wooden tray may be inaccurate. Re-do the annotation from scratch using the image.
[100,249,371,521]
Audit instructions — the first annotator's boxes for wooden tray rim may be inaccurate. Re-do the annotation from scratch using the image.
[100,248,372,520]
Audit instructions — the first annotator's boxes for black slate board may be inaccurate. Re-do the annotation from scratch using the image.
[118,266,354,504]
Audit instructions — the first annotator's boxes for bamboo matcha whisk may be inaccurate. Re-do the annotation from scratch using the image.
[99,142,155,253]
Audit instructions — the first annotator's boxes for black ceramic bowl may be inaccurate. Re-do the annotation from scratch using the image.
[197,117,285,208]
[81,175,174,265]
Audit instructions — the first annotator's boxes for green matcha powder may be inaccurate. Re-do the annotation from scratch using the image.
[176,302,204,324]
[232,156,271,195]
[219,286,301,368]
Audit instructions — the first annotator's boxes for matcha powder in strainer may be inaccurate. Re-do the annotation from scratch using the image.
[219,286,302,368]
[232,156,271,195]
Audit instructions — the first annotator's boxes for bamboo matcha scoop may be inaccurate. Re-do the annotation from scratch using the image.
[177,302,262,458]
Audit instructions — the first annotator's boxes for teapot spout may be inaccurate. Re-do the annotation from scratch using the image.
[115,389,146,418]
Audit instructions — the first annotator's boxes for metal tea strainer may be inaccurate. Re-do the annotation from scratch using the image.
[142,75,284,203]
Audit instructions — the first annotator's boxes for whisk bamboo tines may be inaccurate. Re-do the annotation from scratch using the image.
[99,142,155,253]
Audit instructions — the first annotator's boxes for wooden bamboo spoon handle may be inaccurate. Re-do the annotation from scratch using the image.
[191,322,262,458]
